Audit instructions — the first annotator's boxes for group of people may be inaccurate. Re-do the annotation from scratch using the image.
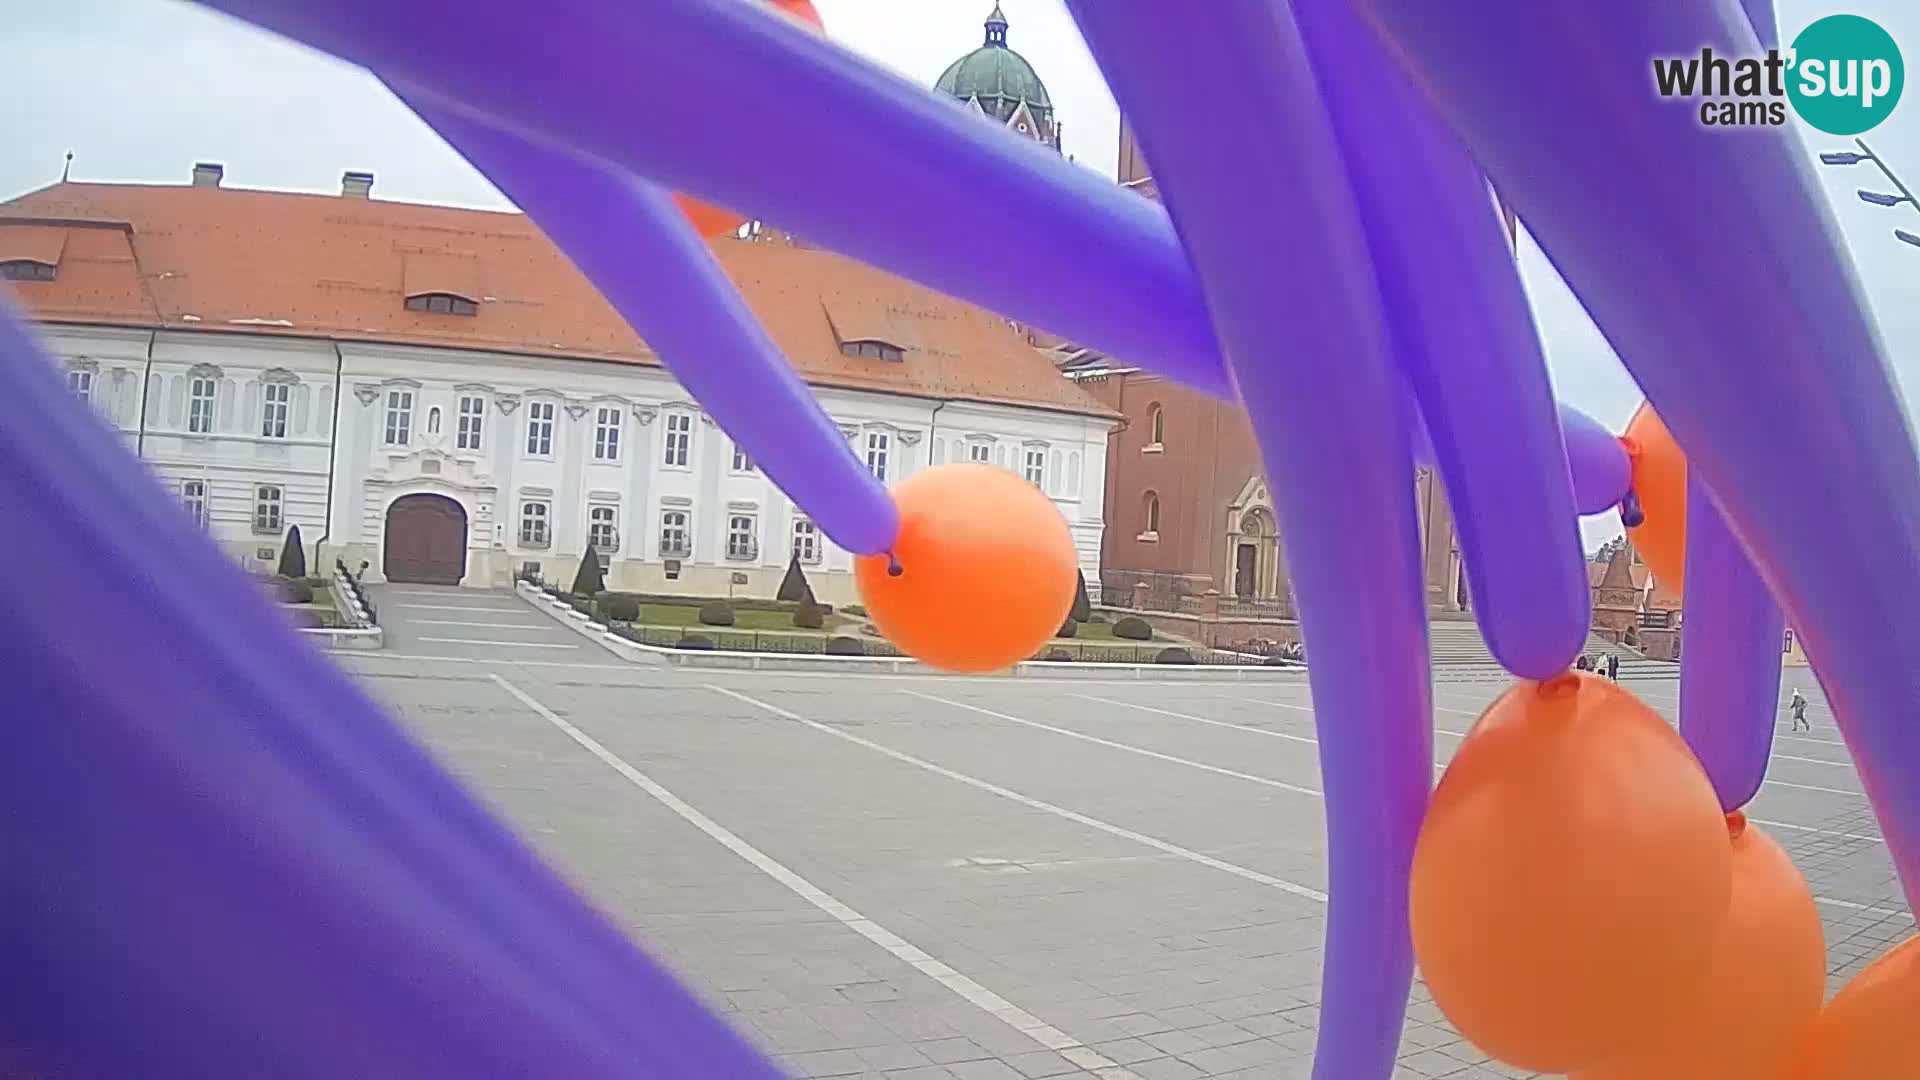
[1576,652,1621,680]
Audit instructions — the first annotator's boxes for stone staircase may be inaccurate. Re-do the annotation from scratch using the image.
[1428,617,1678,682]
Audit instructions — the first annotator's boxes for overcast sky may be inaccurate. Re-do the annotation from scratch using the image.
[5,0,1916,550]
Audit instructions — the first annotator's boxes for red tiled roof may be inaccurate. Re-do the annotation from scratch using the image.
[0,180,1113,418]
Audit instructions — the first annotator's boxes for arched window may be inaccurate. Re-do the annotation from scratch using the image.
[1146,404,1165,448]
[1141,491,1161,537]
[404,292,478,316]
[0,259,56,281]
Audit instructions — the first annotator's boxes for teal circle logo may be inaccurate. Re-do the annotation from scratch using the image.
[1787,14,1904,135]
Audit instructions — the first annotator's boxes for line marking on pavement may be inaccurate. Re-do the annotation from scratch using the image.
[407,619,552,629]
[906,690,1322,798]
[337,653,638,670]
[397,603,530,613]
[1077,694,1881,844]
[1074,693,1320,745]
[417,637,582,650]
[710,685,1327,904]
[1811,895,1913,919]
[1750,817,1885,844]
[383,589,503,598]
[487,676,1140,1080]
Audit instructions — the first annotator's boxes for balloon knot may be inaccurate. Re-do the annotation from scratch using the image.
[1618,487,1645,529]
[886,554,903,578]
[1726,810,1748,838]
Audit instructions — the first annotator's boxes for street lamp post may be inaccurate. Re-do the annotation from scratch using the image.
[1819,139,1920,250]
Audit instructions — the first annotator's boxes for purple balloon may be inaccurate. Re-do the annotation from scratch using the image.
[1558,403,1631,515]
[401,90,897,556]
[1292,0,1589,679]
[194,0,1233,398]
[1065,5,1432,1077]
[1353,0,1920,907]
[1681,472,1784,811]
[1743,0,1780,50]
[0,302,781,1077]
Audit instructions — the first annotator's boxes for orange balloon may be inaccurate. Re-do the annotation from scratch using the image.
[1573,813,1824,1080]
[855,463,1076,673]
[672,1,823,238]
[1410,673,1732,1074]
[1795,931,1920,1078]
[1623,402,1687,592]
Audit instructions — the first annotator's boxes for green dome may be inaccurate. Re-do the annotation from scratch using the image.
[934,5,1052,111]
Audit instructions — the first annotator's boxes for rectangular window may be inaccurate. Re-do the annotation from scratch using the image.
[383,389,413,446]
[791,518,821,564]
[525,400,555,456]
[457,395,485,451]
[593,406,622,462]
[1783,629,1795,654]
[189,377,217,434]
[732,445,754,473]
[726,515,757,561]
[1024,447,1046,487]
[866,431,890,481]
[261,381,290,438]
[68,369,93,401]
[181,479,208,528]
[664,412,692,468]
[252,484,283,534]
[519,500,550,547]
[659,510,691,558]
[968,442,992,463]
[588,505,618,551]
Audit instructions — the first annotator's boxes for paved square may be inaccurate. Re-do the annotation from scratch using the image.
[331,587,1904,1079]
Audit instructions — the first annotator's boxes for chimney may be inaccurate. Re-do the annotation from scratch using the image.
[191,162,224,188]
[341,170,374,199]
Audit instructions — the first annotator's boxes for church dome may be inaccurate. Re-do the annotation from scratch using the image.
[934,4,1053,112]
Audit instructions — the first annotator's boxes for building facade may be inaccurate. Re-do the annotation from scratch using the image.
[1089,121,1467,613]
[4,170,1112,602]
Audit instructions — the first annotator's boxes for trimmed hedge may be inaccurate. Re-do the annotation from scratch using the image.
[1070,570,1092,622]
[1057,618,1078,639]
[678,634,716,650]
[842,604,866,617]
[277,580,314,604]
[1155,647,1196,665]
[1087,612,1108,624]
[825,636,865,657]
[1043,649,1074,662]
[602,594,641,622]
[1113,616,1153,641]
[596,591,831,615]
[697,603,736,627]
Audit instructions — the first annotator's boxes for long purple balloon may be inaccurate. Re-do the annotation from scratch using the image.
[194,0,1233,398]
[1559,403,1631,515]
[1291,0,1589,679]
[1065,5,1431,1077]
[1354,0,1920,908]
[1681,471,1785,811]
[400,89,897,556]
[0,302,780,1076]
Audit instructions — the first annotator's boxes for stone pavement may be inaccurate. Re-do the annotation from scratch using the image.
[334,649,1899,1079]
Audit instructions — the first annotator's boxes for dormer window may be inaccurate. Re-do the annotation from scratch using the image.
[840,339,904,362]
[405,292,477,316]
[0,260,55,282]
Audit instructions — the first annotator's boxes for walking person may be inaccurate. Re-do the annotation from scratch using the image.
[1789,689,1811,733]
[1606,653,1619,681]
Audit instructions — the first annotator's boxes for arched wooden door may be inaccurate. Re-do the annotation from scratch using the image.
[383,494,467,585]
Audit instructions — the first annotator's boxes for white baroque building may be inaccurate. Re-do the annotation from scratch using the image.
[4,168,1113,602]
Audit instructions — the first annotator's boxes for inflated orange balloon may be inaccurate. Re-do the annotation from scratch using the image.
[855,463,1076,673]
[1795,931,1920,1078]
[1410,673,1732,1074]
[1572,813,1823,1080]
[1623,402,1687,591]
[672,1,823,238]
